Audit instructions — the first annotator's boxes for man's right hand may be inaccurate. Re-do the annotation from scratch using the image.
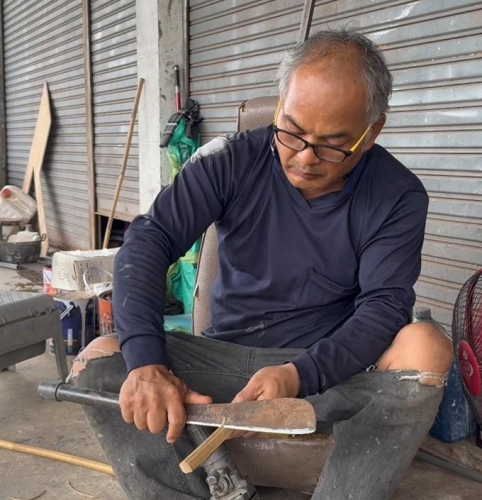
[119,364,212,443]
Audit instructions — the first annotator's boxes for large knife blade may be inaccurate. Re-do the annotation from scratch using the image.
[187,398,316,434]
[38,382,316,434]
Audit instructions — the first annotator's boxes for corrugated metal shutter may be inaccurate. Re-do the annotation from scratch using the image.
[90,0,139,222]
[3,0,90,249]
[189,0,482,333]
[189,0,302,142]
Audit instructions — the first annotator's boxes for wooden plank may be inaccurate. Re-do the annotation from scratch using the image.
[22,83,52,194]
[180,422,235,473]
[34,161,48,257]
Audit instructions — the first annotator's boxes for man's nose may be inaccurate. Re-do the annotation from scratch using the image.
[296,146,320,165]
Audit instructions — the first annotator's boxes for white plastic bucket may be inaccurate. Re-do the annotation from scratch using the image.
[83,267,113,297]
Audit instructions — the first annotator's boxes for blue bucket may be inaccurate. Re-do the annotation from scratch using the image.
[52,293,95,355]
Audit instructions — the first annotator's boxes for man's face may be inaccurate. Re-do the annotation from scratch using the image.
[275,60,385,199]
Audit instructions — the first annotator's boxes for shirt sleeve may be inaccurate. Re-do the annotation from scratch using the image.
[113,145,236,372]
[291,190,429,397]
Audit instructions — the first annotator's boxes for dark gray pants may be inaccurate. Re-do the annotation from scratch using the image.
[73,332,443,500]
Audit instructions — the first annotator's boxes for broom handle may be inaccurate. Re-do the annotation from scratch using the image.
[103,78,145,249]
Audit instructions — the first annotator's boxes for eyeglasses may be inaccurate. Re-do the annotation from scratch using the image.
[273,124,372,163]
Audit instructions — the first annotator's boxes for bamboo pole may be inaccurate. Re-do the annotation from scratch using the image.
[0,438,114,476]
[103,78,145,249]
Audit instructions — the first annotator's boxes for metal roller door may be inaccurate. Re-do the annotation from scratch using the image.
[189,0,303,142]
[3,0,90,249]
[90,0,139,222]
[189,0,482,332]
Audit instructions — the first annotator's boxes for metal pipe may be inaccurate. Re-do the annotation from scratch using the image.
[81,0,97,249]
[0,0,7,188]
[0,262,20,270]
[298,0,316,44]
[38,381,120,412]
[182,0,190,102]
[416,449,482,484]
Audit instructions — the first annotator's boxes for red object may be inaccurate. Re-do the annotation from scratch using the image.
[98,290,115,335]
[1,188,11,198]
[459,340,481,396]
[175,92,182,113]
[453,270,482,425]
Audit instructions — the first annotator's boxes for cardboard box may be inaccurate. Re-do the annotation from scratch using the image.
[51,248,119,292]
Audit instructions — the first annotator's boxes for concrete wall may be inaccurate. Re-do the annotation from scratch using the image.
[136,0,185,213]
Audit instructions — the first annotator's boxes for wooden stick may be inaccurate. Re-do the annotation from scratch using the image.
[33,163,48,257]
[0,438,114,476]
[180,422,235,474]
[103,78,145,249]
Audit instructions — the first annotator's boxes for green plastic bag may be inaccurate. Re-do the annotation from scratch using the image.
[166,240,201,315]
[165,116,202,314]
[167,117,201,183]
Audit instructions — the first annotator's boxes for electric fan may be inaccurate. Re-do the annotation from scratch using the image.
[453,270,482,446]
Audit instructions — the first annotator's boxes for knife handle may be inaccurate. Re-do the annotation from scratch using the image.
[180,423,235,473]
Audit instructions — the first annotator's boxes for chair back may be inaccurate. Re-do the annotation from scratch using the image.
[192,96,279,335]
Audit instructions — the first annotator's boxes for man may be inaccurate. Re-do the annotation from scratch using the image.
[72,29,452,500]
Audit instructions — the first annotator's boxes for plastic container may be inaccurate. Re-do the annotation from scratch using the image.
[98,290,115,335]
[51,292,95,355]
[8,224,41,242]
[413,307,477,442]
[0,196,22,223]
[83,267,113,297]
[43,266,57,296]
[83,268,114,335]
[0,186,36,227]
[413,306,447,331]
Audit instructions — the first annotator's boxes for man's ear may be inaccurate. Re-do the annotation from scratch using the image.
[365,114,387,149]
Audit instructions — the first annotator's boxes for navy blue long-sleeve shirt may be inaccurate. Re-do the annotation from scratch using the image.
[114,126,428,397]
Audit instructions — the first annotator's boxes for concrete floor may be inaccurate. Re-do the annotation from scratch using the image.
[0,353,126,500]
[1,266,482,500]
[0,265,126,500]
[0,262,44,293]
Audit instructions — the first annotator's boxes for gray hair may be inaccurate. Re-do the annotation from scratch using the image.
[276,29,393,123]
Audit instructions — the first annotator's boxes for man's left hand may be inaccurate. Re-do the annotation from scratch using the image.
[229,363,301,439]
[233,363,300,403]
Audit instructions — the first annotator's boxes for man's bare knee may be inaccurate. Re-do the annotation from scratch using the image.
[377,322,453,385]
[69,336,120,378]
